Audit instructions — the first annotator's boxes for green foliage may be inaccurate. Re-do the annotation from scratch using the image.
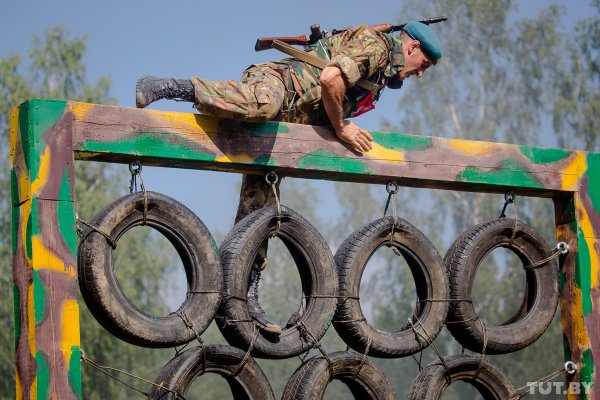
[1,26,175,399]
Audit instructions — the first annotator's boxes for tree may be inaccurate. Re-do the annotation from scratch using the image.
[1,26,181,399]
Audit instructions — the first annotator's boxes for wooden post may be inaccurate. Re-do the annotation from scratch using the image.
[11,100,81,399]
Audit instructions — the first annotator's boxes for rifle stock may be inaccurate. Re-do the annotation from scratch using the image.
[255,17,446,51]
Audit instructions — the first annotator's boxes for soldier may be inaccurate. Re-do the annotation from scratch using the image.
[136,21,442,335]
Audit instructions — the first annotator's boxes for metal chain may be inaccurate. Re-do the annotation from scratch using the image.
[129,160,148,225]
[383,181,399,249]
[265,171,282,238]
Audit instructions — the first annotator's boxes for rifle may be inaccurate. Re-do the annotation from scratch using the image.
[255,16,447,51]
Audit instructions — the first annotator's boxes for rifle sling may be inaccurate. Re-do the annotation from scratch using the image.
[272,40,380,92]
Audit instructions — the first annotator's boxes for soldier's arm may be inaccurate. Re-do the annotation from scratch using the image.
[320,66,373,153]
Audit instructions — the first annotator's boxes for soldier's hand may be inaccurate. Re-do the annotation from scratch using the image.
[336,121,373,153]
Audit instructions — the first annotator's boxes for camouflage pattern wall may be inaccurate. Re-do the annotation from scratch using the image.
[10,99,600,399]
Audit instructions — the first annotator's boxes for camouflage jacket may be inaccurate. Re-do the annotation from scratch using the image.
[272,25,404,125]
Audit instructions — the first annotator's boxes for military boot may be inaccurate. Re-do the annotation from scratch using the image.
[136,76,195,108]
[247,268,282,335]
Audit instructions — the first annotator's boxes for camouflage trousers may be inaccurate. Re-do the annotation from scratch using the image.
[191,64,287,123]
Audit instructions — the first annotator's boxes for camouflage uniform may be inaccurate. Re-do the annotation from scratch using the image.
[191,25,404,127]
[192,25,405,223]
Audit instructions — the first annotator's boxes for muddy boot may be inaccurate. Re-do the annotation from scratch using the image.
[136,76,195,108]
[247,268,282,335]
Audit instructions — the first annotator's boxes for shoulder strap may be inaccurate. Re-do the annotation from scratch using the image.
[272,40,381,92]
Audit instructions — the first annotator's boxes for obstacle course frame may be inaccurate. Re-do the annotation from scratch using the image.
[10,99,600,399]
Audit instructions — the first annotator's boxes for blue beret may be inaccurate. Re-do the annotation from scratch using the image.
[403,21,443,64]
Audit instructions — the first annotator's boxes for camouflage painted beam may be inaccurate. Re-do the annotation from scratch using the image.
[68,101,582,197]
[11,100,80,399]
[10,99,600,399]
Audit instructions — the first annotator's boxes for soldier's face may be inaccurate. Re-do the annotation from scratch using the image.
[399,42,432,81]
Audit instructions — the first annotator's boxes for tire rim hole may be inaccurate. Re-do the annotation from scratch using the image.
[112,225,186,316]
[360,245,419,332]
[258,236,305,328]
[323,380,355,399]
[185,372,235,399]
[442,380,485,399]
[472,247,527,326]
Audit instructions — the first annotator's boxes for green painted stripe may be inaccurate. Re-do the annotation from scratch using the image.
[81,135,217,162]
[371,132,433,151]
[253,154,277,167]
[298,150,372,174]
[457,160,542,189]
[35,351,50,400]
[575,226,592,316]
[581,349,594,399]
[57,170,76,257]
[562,333,571,369]
[26,207,33,260]
[19,102,31,170]
[585,153,600,218]
[69,347,82,399]
[33,270,46,324]
[241,121,288,135]
[28,100,67,184]
[519,146,571,164]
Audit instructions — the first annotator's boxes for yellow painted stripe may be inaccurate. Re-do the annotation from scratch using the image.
[449,139,499,156]
[368,143,404,162]
[575,198,599,288]
[27,284,36,359]
[68,102,220,135]
[31,236,76,276]
[61,300,80,364]
[561,151,586,192]
[30,147,51,196]
[15,369,22,399]
[215,153,254,163]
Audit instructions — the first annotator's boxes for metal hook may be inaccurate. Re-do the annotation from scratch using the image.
[265,171,279,186]
[556,242,570,255]
[499,191,515,218]
[565,361,577,375]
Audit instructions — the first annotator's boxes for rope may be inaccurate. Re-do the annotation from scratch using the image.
[509,365,575,399]
[76,218,117,248]
[407,316,451,380]
[523,249,563,270]
[80,349,183,398]
[298,320,333,377]
[473,318,488,380]
[353,332,372,379]
[233,326,260,376]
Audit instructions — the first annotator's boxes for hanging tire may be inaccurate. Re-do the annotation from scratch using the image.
[148,344,275,399]
[218,205,337,359]
[78,191,221,348]
[407,355,516,399]
[444,218,559,354]
[333,216,448,358]
[282,351,396,400]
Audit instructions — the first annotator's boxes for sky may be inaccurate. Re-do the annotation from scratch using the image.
[1,0,595,237]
